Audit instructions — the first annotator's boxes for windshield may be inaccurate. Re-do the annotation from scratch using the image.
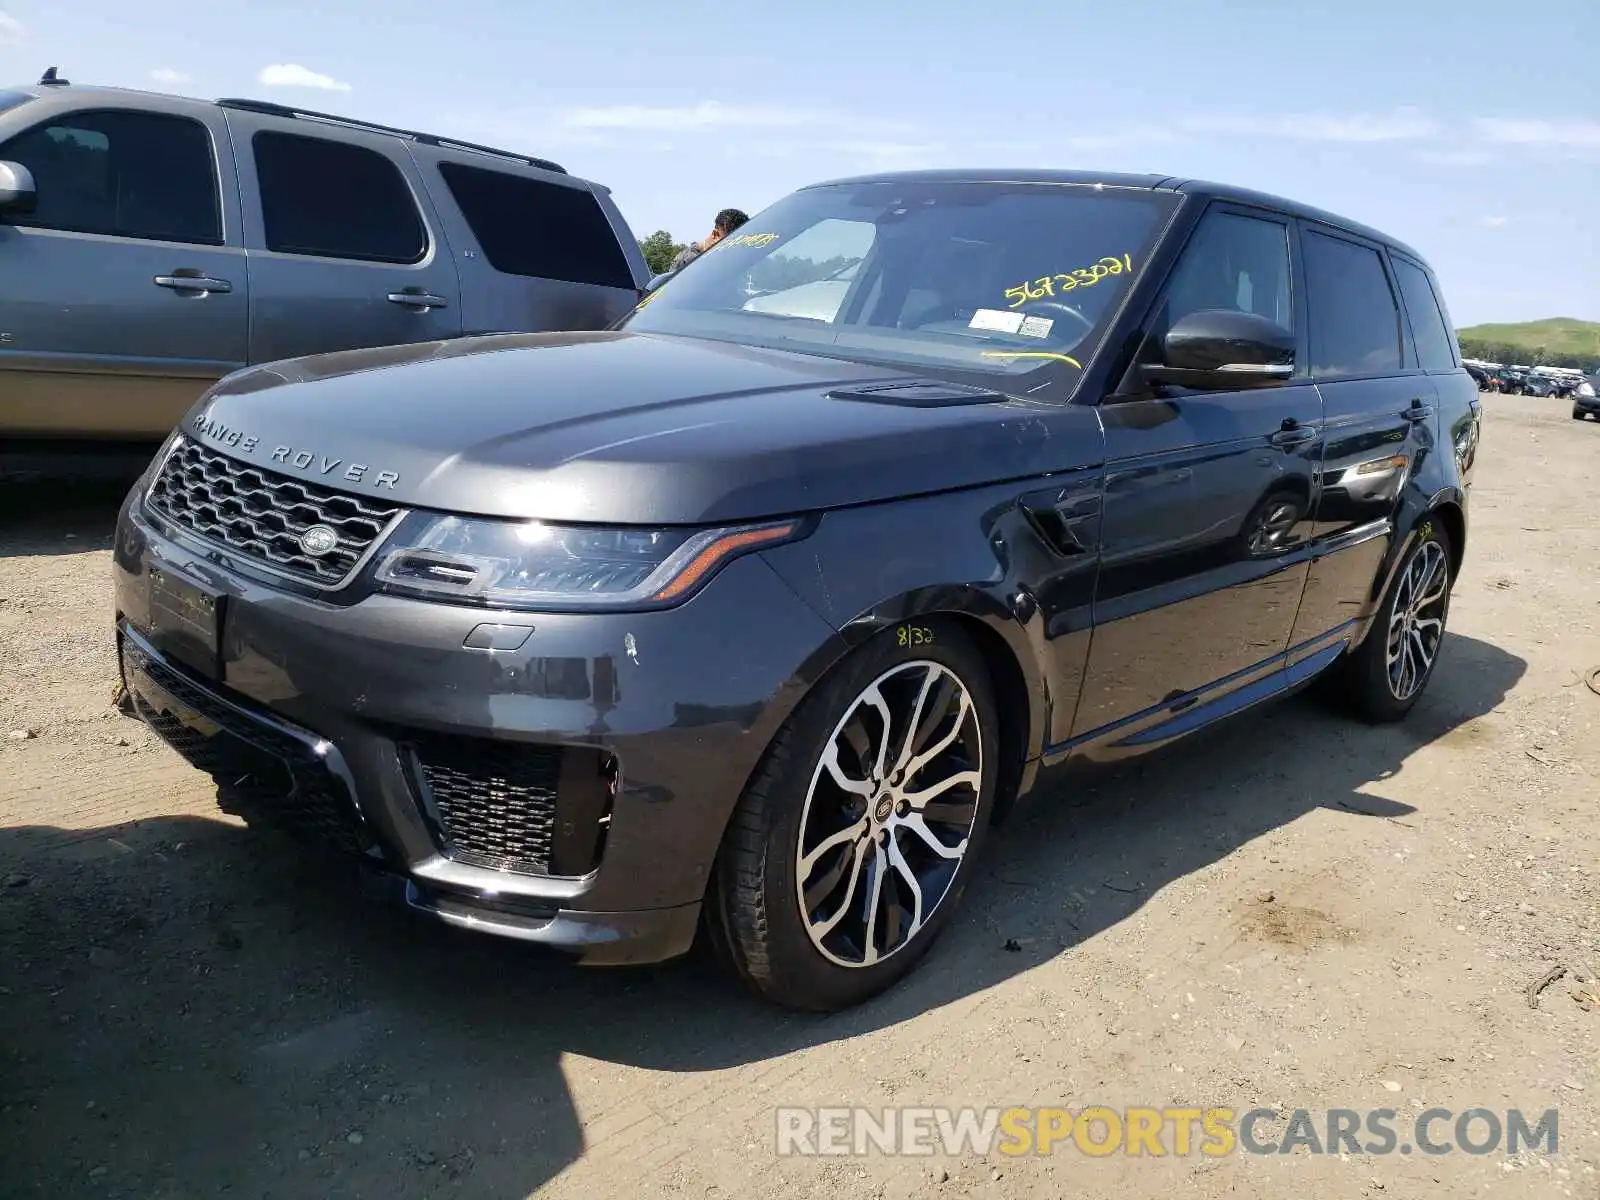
[624,180,1176,382]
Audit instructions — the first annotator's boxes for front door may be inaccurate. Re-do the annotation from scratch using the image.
[223,113,462,365]
[1070,205,1322,751]
[0,105,248,439]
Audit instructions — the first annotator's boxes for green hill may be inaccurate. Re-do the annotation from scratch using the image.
[1456,317,1600,370]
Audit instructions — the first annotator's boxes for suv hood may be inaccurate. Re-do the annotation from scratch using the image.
[183,332,1083,524]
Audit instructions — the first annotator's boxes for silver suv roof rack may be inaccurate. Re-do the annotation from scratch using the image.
[214,97,567,175]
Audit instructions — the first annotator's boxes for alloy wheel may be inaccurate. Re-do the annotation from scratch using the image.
[1385,539,1449,702]
[794,661,984,969]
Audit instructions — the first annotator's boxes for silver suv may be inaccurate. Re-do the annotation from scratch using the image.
[0,71,649,443]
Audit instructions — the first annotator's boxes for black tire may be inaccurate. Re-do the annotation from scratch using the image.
[1336,517,1454,724]
[706,617,1000,1011]
[1574,408,1584,420]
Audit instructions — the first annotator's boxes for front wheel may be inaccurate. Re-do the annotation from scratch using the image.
[706,619,1000,1011]
[1337,518,1453,723]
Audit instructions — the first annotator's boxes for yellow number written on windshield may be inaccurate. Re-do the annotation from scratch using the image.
[1004,253,1133,309]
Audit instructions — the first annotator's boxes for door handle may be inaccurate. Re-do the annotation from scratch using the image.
[1403,399,1434,422]
[387,291,450,311]
[1268,418,1317,448]
[154,274,232,294]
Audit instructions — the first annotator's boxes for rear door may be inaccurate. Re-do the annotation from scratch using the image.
[1071,203,1323,748]
[1287,225,1436,653]
[224,113,462,364]
[410,147,645,334]
[0,102,248,439]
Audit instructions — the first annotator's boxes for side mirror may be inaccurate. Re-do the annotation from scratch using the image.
[0,160,37,214]
[1143,309,1295,390]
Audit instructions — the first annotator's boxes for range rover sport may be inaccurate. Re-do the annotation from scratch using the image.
[112,170,1481,1012]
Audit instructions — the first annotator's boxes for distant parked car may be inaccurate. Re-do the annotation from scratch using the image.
[1573,377,1600,421]
[0,70,648,448]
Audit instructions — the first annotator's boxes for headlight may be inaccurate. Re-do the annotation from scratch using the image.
[372,514,805,610]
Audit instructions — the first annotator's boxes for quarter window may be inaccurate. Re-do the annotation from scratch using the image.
[252,131,425,263]
[437,161,634,288]
[1392,257,1459,371]
[1302,230,1403,377]
[0,109,220,244]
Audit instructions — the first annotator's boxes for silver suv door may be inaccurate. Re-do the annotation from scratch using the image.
[0,100,248,440]
[409,145,646,334]
[223,111,462,363]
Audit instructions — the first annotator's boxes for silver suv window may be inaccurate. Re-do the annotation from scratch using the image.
[252,130,426,264]
[437,161,633,289]
[0,108,220,244]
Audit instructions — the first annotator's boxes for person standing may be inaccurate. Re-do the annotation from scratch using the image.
[669,208,750,273]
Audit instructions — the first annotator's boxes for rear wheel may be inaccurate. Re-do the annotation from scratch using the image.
[1336,518,1453,723]
[707,619,999,1011]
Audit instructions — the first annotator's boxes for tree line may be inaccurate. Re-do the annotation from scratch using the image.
[638,231,856,293]
[638,231,688,276]
[1457,338,1599,373]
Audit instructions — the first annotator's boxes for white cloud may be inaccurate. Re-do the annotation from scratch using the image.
[258,63,352,92]
[821,140,949,170]
[1420,148,1494,167]
[564,101,814,132]
[1474,117,1600,150]
[1182,108,1439,142]
[150,68,191,86]
[0,9,25,45]
[1479,215,1511,228]
[560,100,913,137]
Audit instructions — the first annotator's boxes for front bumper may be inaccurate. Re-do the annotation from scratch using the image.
[1574,394,1600,414]
[113,488,845,965]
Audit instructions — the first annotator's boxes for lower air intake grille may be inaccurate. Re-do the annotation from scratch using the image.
[412,737,564,876]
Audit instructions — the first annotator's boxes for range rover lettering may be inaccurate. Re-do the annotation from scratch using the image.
[113,170,1481,1012]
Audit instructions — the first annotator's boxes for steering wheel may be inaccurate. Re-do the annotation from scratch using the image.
[1017,300,1094,334]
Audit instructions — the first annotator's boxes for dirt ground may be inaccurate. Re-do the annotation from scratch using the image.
[1,394,1597,1200]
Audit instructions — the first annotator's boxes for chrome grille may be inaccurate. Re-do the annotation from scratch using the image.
[146,437,402,585]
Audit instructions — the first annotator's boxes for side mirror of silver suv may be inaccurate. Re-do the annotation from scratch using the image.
[0,160,37,215]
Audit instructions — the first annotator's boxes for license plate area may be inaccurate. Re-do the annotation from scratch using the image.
[143,563,224,678]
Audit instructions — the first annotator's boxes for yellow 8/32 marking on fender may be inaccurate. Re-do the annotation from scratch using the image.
[896,624,934,647]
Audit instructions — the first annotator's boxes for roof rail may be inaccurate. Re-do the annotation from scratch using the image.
[214,97,567,174]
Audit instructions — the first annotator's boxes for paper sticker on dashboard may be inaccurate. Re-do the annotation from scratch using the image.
[1018,315,1054,339]
[969,308,1025,334]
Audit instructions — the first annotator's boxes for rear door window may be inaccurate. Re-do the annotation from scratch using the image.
[0,108,220,244]
[1302,229,1403,377]
[252,130,426,263]
[437,161,633,288]
[1391,257,1459,370]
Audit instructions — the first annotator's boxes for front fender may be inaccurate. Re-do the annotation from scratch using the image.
[761,481,1069,810]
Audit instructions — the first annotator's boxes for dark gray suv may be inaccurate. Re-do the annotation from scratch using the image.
[113,169,1480,1011]
[0,73,647,445]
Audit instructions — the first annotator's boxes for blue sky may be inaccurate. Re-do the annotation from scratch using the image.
[2,0,1595,325]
